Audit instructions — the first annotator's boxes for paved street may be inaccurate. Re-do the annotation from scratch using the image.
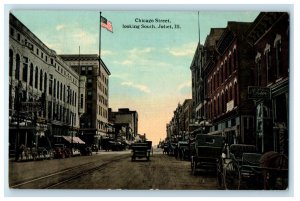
[9,148,220,190]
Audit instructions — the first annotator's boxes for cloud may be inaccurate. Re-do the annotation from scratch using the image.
[102,50,113,57]
[121,81,151,94]
[56,24,65,31]
[128,47,154,57]
[113,60,133,65]
[178,81,191,91]
[166,43,197,57]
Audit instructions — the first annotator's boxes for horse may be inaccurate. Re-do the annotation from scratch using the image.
[260,151,288,190]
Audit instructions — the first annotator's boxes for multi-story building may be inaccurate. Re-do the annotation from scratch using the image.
[181,99,193,139]
[60,55,111,148]
[246,12,289,154]
[108,108,138,142]
[9,13,85,156]
[190,29,225,136]
[202,22,256,145]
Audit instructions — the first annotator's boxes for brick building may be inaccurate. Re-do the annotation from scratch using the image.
[108,108,138,142]
[246,12,289,154]
[60,54,111,148]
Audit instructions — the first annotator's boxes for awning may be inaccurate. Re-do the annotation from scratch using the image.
[63,136,85,144]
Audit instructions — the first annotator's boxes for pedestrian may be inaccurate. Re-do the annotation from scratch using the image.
[19,144,25,160]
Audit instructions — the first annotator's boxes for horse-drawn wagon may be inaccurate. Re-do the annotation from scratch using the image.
[222,144,288,190]
[190,134,224,180]
[131,141,152,161]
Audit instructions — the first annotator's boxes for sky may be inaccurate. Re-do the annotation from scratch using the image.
[12,10,260,145]
[1,1,298,198]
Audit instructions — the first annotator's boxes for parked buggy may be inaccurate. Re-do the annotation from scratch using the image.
[221,144,263,189]
[131,141,152,161]
[190,134,224,182]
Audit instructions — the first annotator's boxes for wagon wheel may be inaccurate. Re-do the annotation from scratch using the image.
[217,158,224,188]
[224,160,240,189]
[191,157,194,170]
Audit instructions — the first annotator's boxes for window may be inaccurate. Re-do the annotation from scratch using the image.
[22,57,28,82]
[256,58,262,86]
[9,49,13,77]
[60,83,62,100]
[44,73,47,94]
[275,40,283,78]
[57,81,59,99]
[15,54,20,80]
[233,49,237,70]
[53,79,56,98]
[234,83,238,106]
[224,60,228,79]
[88,66,93,75]
[63,85,65,102]
[10,28,14,36]
[29,64,33,86]
[264,44,272,84]
[50,58,54,65]
[222,93,225,113]
[35,67,38,89]
[87,90,92,98]
[80,94,83,109]
[75,92,77,106]
[39,69,43,91]
[17,33,21,41]
[81,67,86,74]
[36,48,39,55]
[220,64,223,83]
[229,55,232,75]
[49,77,52,95]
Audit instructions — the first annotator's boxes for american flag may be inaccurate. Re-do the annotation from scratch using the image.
[101,16,113,32]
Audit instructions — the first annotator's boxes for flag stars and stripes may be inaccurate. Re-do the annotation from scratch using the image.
[101,16,113,33]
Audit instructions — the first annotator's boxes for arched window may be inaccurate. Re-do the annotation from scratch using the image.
[9,49,13,77]
[234,83,238,106]
[53,79,56,98]
[29,64,33,86]
[15,54,20,80]
[229,55,232,75]
[22,60,28,82]
[233,49,237,70]
[222,93,225,113]
[39,69,43,91]
[224,59,228,79]
[35,67,38,89]
[275,36,283,78]
[60,83,62,100]
[63,85,66,102]
[57,81,59,99]
[44,73,47,94]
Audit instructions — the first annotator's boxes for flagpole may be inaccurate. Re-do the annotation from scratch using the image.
[198,11,200,44]
[99,11,102,76]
